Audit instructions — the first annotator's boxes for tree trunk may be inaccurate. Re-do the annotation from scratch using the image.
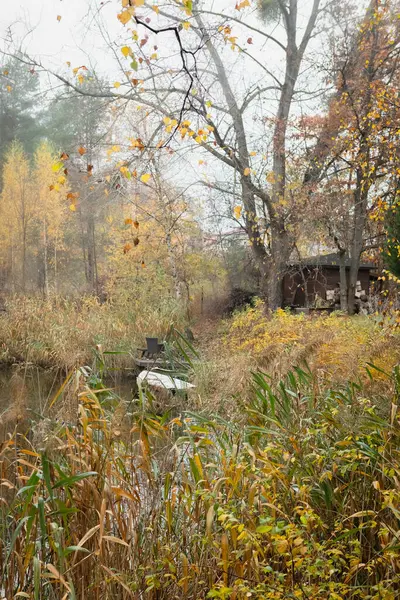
[194,2,320,312]
[86,214,98,294]
[339,251,348,312]
[267,228,291,310]
[43,219,49,298]
[22,227,26,293]
[348,174,369,315]
[266,264,284,309]
[78,204,88,285]
[166,231,184,301]
[54,244,58,296]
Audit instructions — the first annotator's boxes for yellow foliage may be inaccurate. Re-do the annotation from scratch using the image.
[225,303,400,384]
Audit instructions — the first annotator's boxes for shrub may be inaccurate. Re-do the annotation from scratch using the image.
[225,303,400,386]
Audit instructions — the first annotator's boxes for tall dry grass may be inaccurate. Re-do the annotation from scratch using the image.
[192,305,400,415]
[0,295,186,370]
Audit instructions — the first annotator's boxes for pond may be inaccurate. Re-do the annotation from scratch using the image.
[0,365,137,439]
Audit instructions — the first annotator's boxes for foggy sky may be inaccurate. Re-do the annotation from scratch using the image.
[0,0,119,73]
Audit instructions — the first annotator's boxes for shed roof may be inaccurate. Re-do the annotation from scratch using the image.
[289,252,375,270]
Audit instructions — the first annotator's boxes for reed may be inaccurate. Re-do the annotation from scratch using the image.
[0,295,186,371]
[1,360,400,598]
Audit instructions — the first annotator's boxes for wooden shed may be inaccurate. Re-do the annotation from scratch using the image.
[283,253,376,308]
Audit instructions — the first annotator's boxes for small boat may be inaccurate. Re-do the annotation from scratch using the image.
[137,370,195,391]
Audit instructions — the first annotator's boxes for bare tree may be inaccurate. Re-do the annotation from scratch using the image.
[6,0,327,308]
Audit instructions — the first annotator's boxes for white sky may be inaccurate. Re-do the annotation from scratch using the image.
[0,0,358,231]
[0,0,120,73]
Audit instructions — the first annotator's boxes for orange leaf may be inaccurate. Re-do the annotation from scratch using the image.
[125,218,133,225]
[78,146,86,156]
[243,167,251,176]
[234,205,242,219]
[57,15,62,22]
[236,0,250,9]
[67,192,79,201]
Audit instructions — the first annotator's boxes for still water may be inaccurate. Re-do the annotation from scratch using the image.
[0,366,137,438]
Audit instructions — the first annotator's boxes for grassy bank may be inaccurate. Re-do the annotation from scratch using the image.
[194,304,400,415]
[1,363,400,598]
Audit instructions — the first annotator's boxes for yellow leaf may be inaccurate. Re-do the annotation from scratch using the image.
[152,5,160,13]
[117,11,131,25]
[57,15,62,22]
[69,204,76,212]
[122,0,129,5]
[102,535,129,547]
[195,136,202,143]
[52,162,63,173]
[121,46,131,58]
[221,534,229,586]
[140,173,151,183]
[266,171,276,184]
[163,116,171,125]
[234,205,242,219]
[206,505,214,539]
[250,151,257,156]
[150,53,158,60]
[182,21,191,30]
[244,167,251,176]
[133,0,145,5]
[114,81,121,89]
[6,86,12,93]
[276,539,288,554]
[236,0,250,9]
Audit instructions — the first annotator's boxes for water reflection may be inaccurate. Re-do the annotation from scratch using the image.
[0,366,137,439]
